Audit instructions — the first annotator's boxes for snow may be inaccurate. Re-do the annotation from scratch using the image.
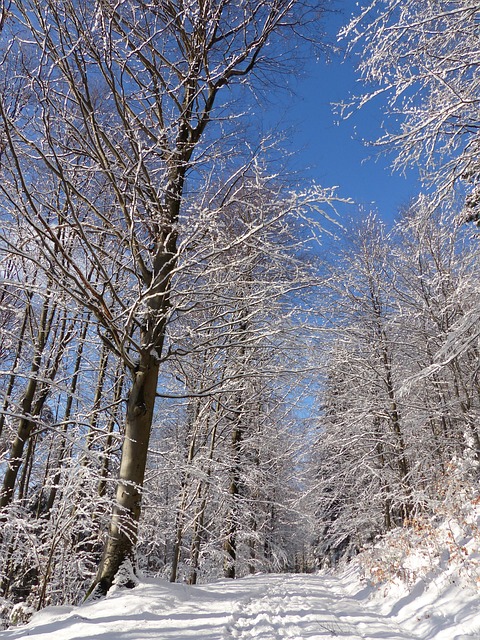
[2,562,480,640]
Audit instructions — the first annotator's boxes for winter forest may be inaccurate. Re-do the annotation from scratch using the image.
[0,0,479,627]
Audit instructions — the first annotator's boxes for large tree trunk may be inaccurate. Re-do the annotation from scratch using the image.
[91,353,160,595]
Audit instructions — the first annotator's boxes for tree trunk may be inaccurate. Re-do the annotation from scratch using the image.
[188,491,206,586]
[223,423,242,579]
[84,343,109,457]
[91,353,160,595]
[381,342,412,521]
[45,315,89,515]
[0,296,56,508]
[0,294,30,441]
[188,416,218,586]
[97,363,125,499]
[170,402,201,583]
[373,417,393,530]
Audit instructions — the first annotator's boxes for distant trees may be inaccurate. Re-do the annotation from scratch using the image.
[138,176,324,583]
[0,162,332,621]
[312,215,412,561]
[0,258,124,613]
[311,204,480,565]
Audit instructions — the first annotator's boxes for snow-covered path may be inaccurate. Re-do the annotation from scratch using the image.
[224,574,415,639]
[0,573,422,640]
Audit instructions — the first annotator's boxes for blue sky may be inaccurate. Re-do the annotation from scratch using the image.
[264,1,420,226]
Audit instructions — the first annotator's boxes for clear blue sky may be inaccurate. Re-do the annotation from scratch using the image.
[264,1,420,225]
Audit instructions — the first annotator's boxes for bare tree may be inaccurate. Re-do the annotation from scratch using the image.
[312,215,414,560]
[0,0,332,594]
[311,203,480,566]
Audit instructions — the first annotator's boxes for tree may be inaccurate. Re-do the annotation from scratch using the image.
[312,215,419,561]
[310,203,480,566]
[342,1,480,218]
[0,0,331,594]
[392,198,480,464]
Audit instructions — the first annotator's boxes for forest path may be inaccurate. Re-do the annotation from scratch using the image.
[0,572,420,640]
[223,574,417,639]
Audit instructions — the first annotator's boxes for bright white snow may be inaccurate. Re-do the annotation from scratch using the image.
[2,566,480,640]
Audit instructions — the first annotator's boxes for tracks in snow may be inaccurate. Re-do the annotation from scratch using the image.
[1,572,424,640]
[224,574,418,639]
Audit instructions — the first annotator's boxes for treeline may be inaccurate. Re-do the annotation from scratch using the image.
[3,188,479,623]
[312,202,480,565]
[312,0,480,569]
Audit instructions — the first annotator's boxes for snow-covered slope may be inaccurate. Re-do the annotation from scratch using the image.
[1,567,480,640]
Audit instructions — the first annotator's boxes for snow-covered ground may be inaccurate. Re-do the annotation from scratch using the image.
[2,564,480,640]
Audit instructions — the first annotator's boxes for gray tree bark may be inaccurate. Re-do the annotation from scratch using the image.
[94,353,160,594]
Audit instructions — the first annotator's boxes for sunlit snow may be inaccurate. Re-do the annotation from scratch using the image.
[2,565,480,640]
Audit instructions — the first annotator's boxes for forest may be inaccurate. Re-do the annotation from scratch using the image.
[0,0,479,627]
